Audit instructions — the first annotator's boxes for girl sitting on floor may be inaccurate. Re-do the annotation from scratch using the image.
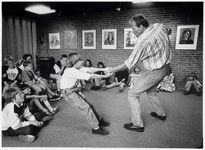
[184,72,202,96]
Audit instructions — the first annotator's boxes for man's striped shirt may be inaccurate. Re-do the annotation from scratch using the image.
[124,23,172,71]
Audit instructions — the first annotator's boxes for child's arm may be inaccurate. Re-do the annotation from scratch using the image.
[89,72,113,80]
[84,67,111,74]
[10,80,18,87]
[23,106,43,127]
[3,81,10,87]
[25,94,46,100]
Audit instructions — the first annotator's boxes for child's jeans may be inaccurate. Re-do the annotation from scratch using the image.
[61,89,100,129]
[2,125,40,136]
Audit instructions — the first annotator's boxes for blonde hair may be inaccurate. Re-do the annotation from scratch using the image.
[67,53,82,67]
[4,55,14,65]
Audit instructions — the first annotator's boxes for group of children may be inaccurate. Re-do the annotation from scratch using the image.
[2,54,61,142]
[2,52,202,143]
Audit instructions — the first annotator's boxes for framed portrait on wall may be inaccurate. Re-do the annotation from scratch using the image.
[65,30,77,49]
[124,28,138,49]
[102,29,117,49]
[175,25,199,50]
[82,30,96,49]
[49,33,60,49]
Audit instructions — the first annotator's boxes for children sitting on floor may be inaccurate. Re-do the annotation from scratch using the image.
[2,87,51,143]
[101,69,129,93]
[19,84,60,116]
[90,62,107,90]
[184,72,202,96]
[21,61,60,101]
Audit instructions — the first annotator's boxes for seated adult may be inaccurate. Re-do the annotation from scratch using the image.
[50,54,67,96]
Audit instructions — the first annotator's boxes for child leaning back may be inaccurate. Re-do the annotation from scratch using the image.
[60,53,113,135]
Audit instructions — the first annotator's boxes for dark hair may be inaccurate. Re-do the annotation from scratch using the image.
[84,59,93,67]
[23,61,32,67]
[97,62,105,68]
[67,53,82,68]
[19,84,30,91]
[129,14,149,28]
[35,68,41,72]
[182,30,192,39]
[106,32,114,41]
[189,72,198,80]
[23,54,32,60]
[60,54,67,60]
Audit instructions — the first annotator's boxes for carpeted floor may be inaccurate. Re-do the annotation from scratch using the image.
[1,85,203,148]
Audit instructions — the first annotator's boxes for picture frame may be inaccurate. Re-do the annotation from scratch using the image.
[102,29,117,49]
[49,33,60,49]
[65,30,77,49]
[175,25,199,50]
[124,28,138,49]
[82,30,96,49]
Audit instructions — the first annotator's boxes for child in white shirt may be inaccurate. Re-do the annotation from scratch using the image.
[60,53,113,135]
[2,87,44,143]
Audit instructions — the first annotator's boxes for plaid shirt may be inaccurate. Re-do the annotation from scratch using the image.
[124,23,172,71]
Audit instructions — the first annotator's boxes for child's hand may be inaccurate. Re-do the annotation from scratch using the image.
[104,67,112,74]
[29,120,43,127]
[105,72,113,78]
[40,95,47,101]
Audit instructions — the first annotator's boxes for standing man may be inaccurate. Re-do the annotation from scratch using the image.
[110,14,172,132]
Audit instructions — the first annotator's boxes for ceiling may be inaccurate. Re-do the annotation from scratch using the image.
[2,1,203,18]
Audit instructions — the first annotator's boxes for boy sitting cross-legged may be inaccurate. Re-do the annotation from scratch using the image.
[2,87,51,143]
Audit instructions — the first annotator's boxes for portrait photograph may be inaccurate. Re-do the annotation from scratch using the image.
[124,28,138,49]
[102,29,117,49]
[49,33,60,49]
[65,30,77,49]
[82,30,96,49]
[175,25,199,50]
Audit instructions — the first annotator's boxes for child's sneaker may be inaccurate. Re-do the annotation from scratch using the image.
[42,116,53,124]
[101,84,107,91]
[183,90,189,95]
[51,105,60,115]
[49,95,61,102]
[92,126,109,135]
[99,118,110,126]
[57,90,63,98]
[18,135,35,143]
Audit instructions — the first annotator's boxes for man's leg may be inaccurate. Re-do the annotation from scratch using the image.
[128,64,170,127]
